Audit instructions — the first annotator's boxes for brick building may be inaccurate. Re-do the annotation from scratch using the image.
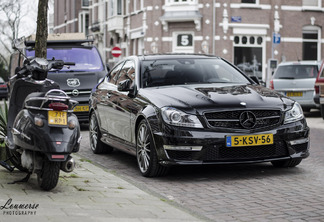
[52,0,324,82]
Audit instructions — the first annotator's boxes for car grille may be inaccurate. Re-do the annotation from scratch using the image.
[74,112,89,122]
[204,110,282,130]
[166,141,288,162]
[65,89,91,98]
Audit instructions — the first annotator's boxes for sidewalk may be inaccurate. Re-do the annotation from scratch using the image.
[0,155,202,222]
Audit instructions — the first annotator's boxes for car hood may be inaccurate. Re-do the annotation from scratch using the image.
[139,84,294,115]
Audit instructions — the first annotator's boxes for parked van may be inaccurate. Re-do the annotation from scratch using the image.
[9,33,107,123]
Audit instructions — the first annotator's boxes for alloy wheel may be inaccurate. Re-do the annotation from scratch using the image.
[137,122,151,173]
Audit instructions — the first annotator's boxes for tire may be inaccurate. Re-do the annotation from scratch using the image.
[136,119,169,177]
[302,107,310,113]
[320,104,324,120]
[6,146,28,172]
[89,112,113,154]
[271,159,302,168]
[37,161,60,191]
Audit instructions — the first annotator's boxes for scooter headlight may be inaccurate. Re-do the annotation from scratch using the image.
[34,116,44,127]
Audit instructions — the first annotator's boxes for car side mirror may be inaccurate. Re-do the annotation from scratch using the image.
[118,79,132,91]
[106,64,110,73]
[12,36,26,50]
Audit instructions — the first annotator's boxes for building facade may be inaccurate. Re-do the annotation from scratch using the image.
[52,0,324,82]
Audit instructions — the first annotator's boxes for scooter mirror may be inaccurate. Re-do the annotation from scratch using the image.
[12,36,26,50]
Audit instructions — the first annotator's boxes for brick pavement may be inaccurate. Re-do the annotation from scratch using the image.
[76,114,324,222]
[0,156,203,222]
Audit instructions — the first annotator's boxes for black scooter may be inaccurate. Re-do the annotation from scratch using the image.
[0,37,81,191]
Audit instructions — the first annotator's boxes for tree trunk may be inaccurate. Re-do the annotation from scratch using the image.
[35,0,49,59]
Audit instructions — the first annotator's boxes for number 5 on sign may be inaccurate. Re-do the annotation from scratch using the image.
[177,34,193,47]
[181,35,189,46]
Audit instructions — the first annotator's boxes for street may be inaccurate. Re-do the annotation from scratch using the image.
[78,110,324,222]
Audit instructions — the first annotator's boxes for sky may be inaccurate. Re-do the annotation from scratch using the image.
[0,0,55,60]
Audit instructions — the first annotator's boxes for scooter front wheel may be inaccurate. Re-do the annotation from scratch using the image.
[37,161,60,191]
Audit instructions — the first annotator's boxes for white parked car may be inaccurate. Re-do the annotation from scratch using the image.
[270,61,320,112]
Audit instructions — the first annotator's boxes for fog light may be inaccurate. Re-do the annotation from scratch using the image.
[34,116,44,127]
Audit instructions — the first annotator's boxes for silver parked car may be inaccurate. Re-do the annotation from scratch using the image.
[270,61,320,112]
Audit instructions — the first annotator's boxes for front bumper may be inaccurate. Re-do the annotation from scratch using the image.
[153,119,310,166]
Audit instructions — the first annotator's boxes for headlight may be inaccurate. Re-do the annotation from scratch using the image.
[284,102,304,124]
[161,107,203,128]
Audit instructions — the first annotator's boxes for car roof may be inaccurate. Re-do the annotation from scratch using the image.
[278,61,320,66]
[135,54,221,61]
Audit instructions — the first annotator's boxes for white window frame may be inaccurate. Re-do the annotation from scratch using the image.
[302,0,321,8]
[78,11,89,34]
[166,0,197,5]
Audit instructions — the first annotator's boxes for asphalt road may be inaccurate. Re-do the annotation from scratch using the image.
[78,110,324,222]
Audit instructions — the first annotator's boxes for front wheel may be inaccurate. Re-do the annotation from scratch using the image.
[37,161,60,191]
[136,119,169,177]
[320,104,324,120]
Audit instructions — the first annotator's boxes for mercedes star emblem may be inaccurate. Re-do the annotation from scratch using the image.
[239,111,257,129]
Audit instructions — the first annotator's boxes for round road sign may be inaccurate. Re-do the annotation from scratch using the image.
[112,46,122,57]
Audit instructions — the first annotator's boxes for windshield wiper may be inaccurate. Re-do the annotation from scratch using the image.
[278,77,295,79]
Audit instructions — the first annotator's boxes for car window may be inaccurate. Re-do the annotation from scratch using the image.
[274,65,318,79]
[108,62,124,84]
[116,60,135,86]
[141,58,249,88]
[26,47,104,72]
[320,66,324,78]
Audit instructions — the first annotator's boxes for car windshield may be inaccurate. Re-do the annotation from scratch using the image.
[273,64,318,79]
[141,58,250,88]
[26,47,104,72]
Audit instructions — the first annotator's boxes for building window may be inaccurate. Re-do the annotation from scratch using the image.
[302,0,321,7]
[79,12,89,35]
[109,0,114,17]
[233,35,264,80]
[82,0,89,7]
[303,26,321,60]
[167,0,196,5]
[117,0,122,15]
[242,0,257,4]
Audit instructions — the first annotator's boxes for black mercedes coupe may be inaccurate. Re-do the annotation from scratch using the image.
[89,54,309,177]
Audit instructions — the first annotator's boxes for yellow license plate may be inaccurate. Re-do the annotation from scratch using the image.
[48,110,67,126]
[286,92,303,97]
[73,105,89,112]
[226,133,273,147]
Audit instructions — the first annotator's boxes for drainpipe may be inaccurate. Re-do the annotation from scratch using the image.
[212,0,215,55]
[103,0,107,63]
